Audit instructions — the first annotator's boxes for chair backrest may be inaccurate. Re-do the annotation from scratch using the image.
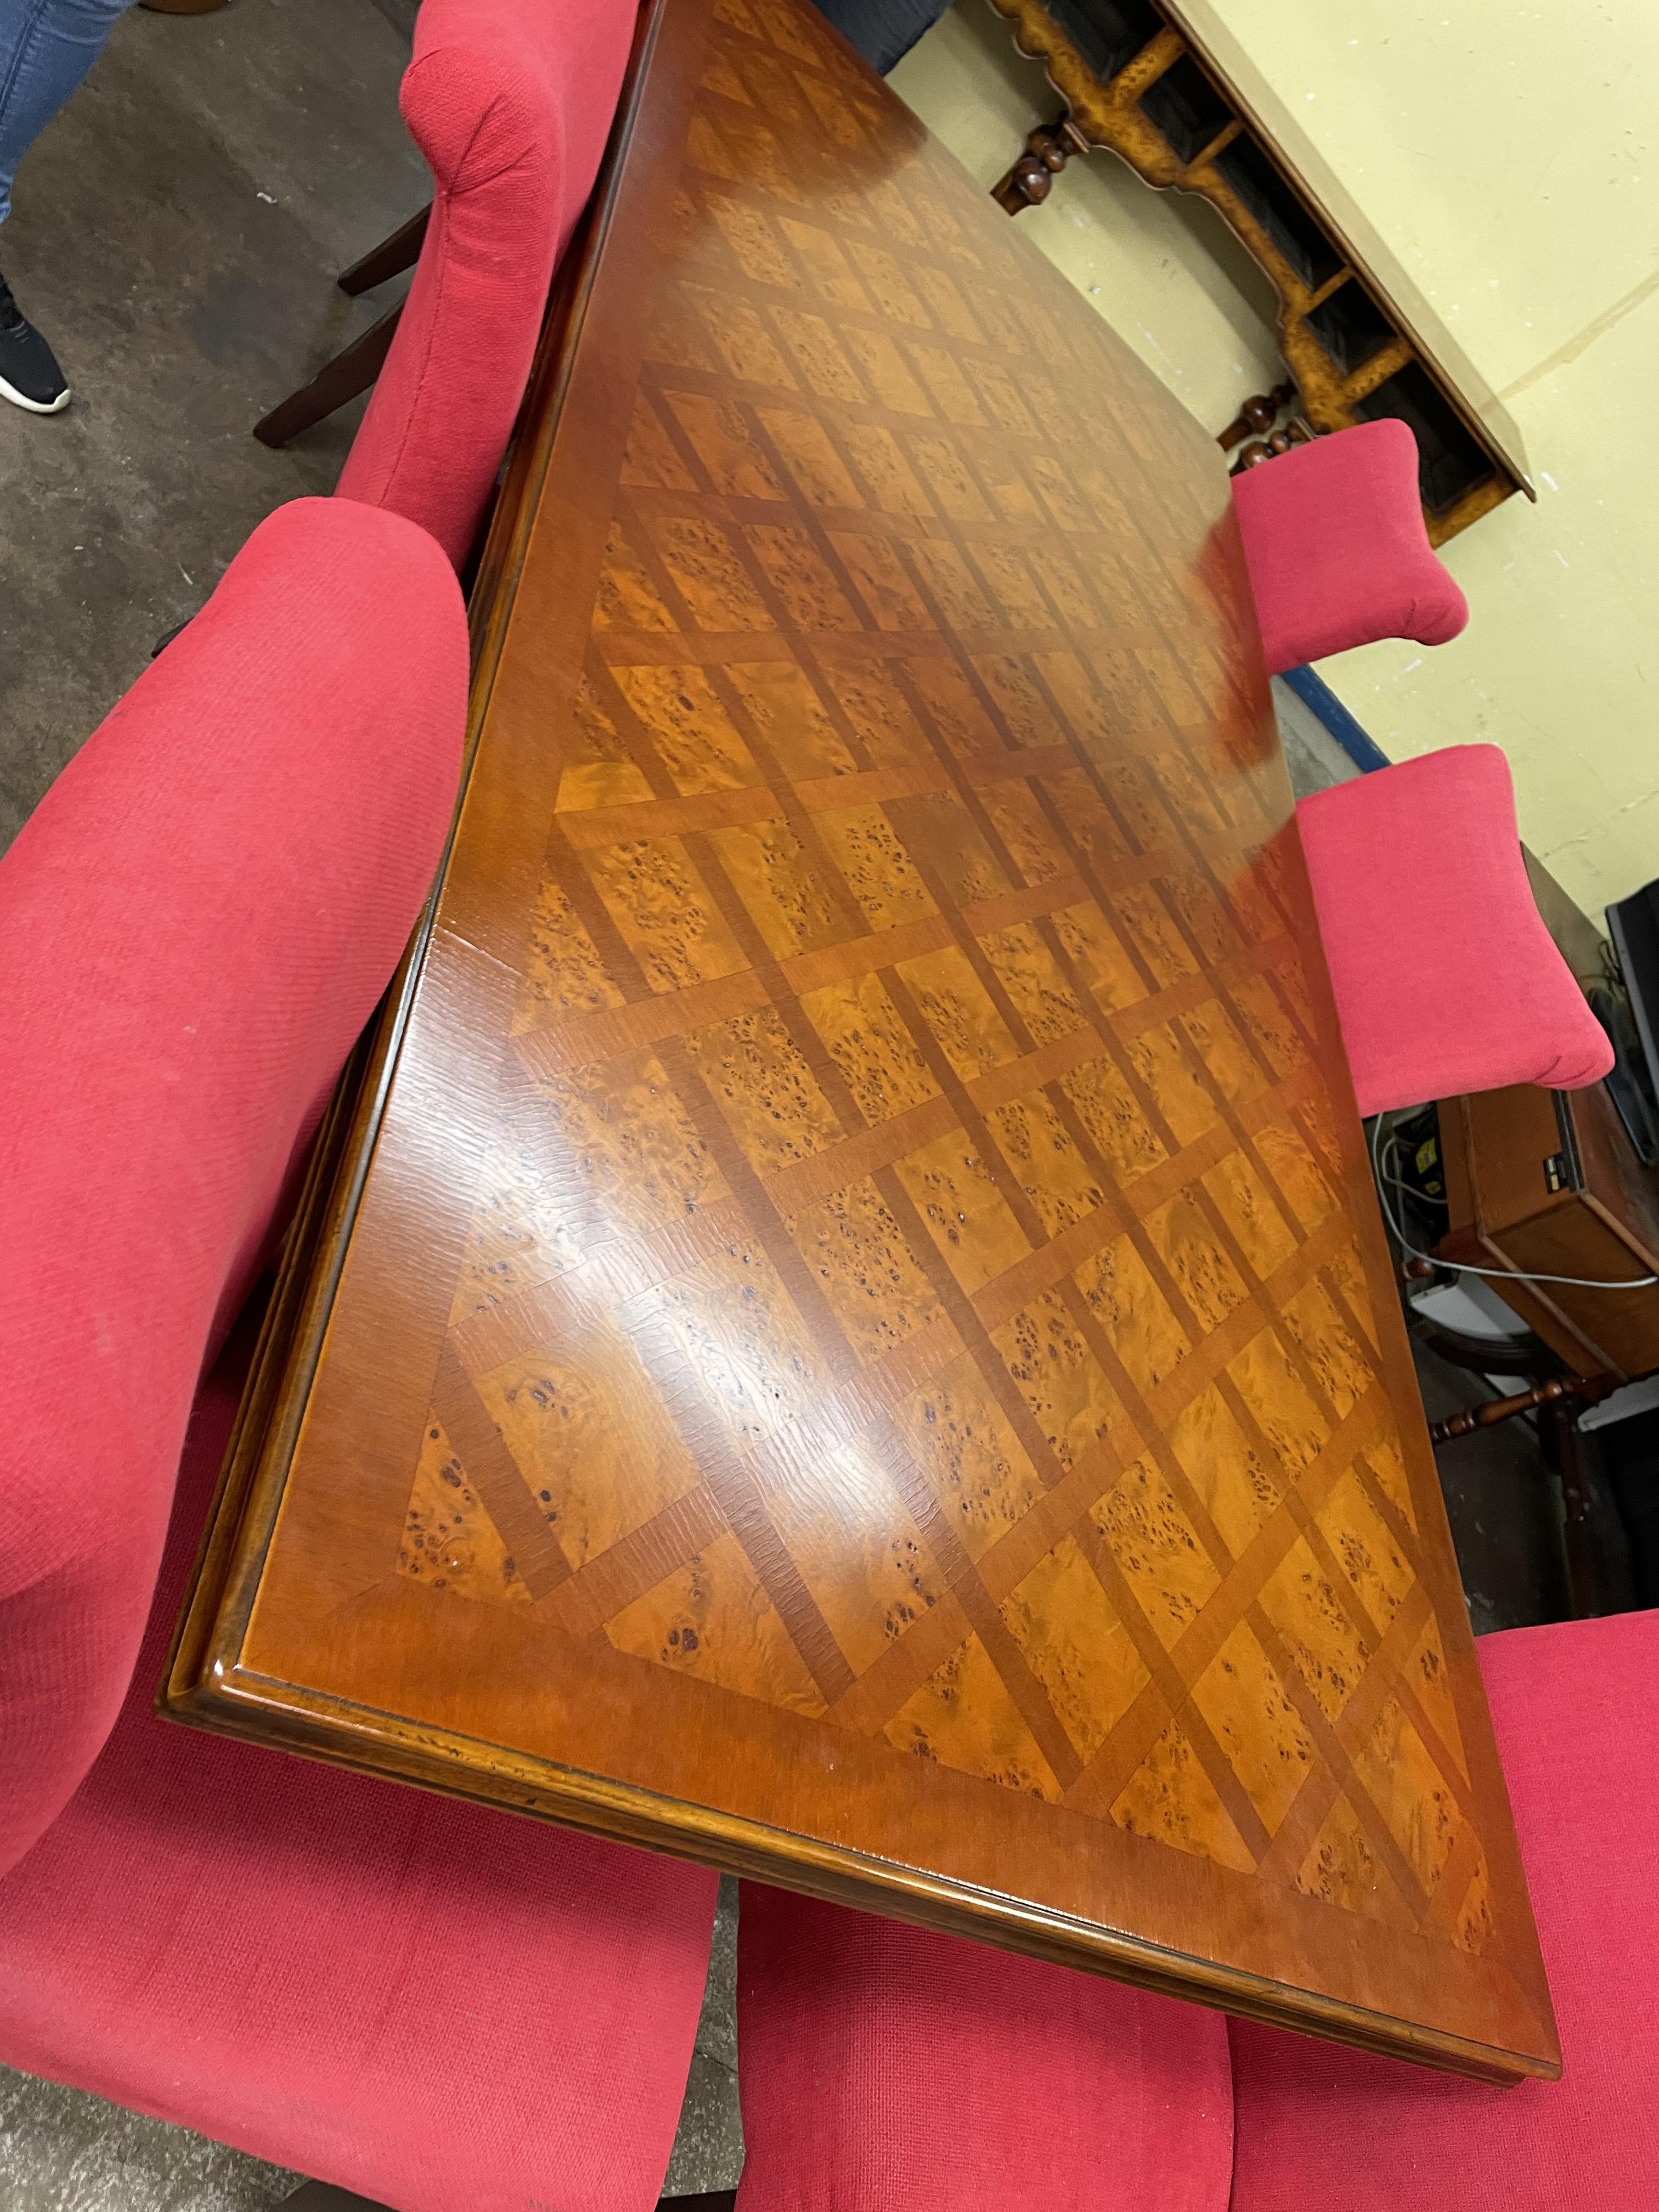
[1296,743,1613,1115]
[1231,418,1470,674]
[0,499,469,1875]
[333,0,637,569]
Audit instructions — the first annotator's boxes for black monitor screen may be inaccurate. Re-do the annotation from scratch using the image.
[1608,882,1659,1099]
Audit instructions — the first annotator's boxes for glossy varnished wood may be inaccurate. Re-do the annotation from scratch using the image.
[166,0,1558,2085]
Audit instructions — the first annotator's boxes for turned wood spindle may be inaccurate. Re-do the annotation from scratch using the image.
[1428,1373,1622,1448]
[1217,381,1293,453]
[992,117,1085,216]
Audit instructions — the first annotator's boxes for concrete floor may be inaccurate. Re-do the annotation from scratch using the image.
[0,2069,301,2212]
[665,1877,744,2198]
[0,4,1601,2204]
[0,0,425,854]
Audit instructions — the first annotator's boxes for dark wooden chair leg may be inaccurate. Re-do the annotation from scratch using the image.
[337,205,431,297]
[253,303,403,448]
[1540,1393,1639,1618]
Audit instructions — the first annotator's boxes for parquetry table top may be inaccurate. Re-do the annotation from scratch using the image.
[166,0,1558,2085]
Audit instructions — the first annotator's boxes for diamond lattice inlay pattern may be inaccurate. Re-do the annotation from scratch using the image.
[386,0,1496,1961]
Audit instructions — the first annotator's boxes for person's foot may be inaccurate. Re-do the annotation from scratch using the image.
[0,272,70,414]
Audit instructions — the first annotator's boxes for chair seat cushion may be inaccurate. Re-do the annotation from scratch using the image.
[0,1329,719,2212]
[733,1883,1234,2212]
[1228,1607,1659,2211]
[1232,419,1469,674]
[1296,743,1612,1114]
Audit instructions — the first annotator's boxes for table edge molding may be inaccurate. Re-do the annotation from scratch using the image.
[164,1651,1558,2085]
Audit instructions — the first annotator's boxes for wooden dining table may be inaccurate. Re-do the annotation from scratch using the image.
[165,0,1559,2087]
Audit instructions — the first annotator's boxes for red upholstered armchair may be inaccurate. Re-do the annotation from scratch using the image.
[261,0,637,571]
[733,1607,1659,2212]
[0,498,716,2210]
[1227,1606,1659,2210]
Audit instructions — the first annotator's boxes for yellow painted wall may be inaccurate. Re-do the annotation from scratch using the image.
[889,5,1284,430]
[892,2,1659,919]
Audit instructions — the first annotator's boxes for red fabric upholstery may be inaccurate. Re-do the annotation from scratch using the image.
[733,1884,1235,2212]
[0,1325,718,2212]
[0,496,468,1875]
[1229,1607,1659,2211]
[334,0,636,568]
[1232,420,1470,674]
[1297,744,1612,1115]
[0,493,716,2207]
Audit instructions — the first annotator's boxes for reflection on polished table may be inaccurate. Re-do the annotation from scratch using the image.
[165,0,1558,2085]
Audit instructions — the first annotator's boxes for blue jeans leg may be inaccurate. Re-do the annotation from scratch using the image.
[0,0,135,225]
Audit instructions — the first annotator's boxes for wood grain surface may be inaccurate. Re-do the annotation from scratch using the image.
[165,0,1559,2085]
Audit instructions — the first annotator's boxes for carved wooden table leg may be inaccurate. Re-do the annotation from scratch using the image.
[1229,422,1316,473]
[992,116,1086,214]
[1218,382,1294,452]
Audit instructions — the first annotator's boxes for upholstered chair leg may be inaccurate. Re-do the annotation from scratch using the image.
[337,205,431,297]
[253,304,403,448]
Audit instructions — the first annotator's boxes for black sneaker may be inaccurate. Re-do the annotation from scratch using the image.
[0,272,70,414]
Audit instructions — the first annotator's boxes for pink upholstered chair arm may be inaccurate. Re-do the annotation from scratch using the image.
[0,499,467,1874]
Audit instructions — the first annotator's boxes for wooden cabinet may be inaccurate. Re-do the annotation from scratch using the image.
[1439,1082,1659,1380]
